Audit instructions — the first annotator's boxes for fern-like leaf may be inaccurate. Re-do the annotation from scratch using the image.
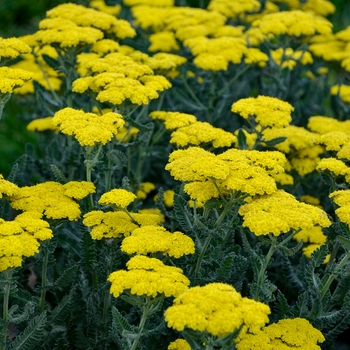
[10,312,47,350]
[50,164,67,184]
[173,194,194,232]
[54,265,79,290]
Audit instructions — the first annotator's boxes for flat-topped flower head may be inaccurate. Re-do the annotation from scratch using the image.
[27,117,59,133]
[164,282,270,337]
[0,37,31,60]
[0,212,53,272]
[121,225,195,258]
[149,111,197,130]
[168,339,191,350]
[98,188,137,208]
[231,96,294,128]
[238,190,331,236]
[8,181,95,221]
[314,131,350,151]
[108,255,190,298]
[236,317,325,350]
[0,174,19,198]
[308,116,350,135]
[252,10,332,37]
[89,0,121,16]
[51,108,125,146]
[124,0,174,6]
[0,67,33,94]
[330,190,350,227]
[316,157,350,182]
[207,0,261,19]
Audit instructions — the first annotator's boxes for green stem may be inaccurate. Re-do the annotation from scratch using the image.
[1,269,13,350]
[218,65,251,95]
[194,234,213,279]
[214,194,238,228]
[130,298,151,350]
[320,250,350,299]
[39,247,49,312]
[180,74,207,110]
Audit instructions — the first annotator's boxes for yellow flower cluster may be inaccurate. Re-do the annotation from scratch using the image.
[121,225,195,258]
[331,84,350,103]
[8,181,95,221]
[164,282,270,337]
[89,0,121,16]
[149,111,236,148]
[99,188,137,208]
[271,47,313,70]
[136,182,155,200]
[0,174,19,198]
[166,147,287,203]
[72,53,172,105]
[316,158,350,182]
[231,96,294,128]
[124,0,174,6]
[207,0,261,18]
[271,0,336,17]
[314,131,350,151]
[252,10,332,38]
[0,212,53,272]
[236,317,325,349]
[108,255,190,298]
[0,67,33,94]
[83,210,163,240]
[329,190,350,227]
[167,339,191,350]
[238,190,331,236]
[0,37,31,60]
[51,108,125,147]
[27,117,59,133]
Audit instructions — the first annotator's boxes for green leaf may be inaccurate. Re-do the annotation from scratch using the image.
[337,236,350,251]
[10,312,47,350]
[264,136,287,147]
[124,117,154,132]
[50,164,67,184]
[41,54,61,72]
[111,306,138,335]
[275,290,290,319]
[54,265,79,290]
[173,194,194,232]
[203,198,226,209]
[281,239,304,256]
[237,129,248,150]
[49,289,75,325]
[310,244,328,268]
[8,302,35,324]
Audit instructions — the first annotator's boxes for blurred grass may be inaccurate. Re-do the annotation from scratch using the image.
[0,0,349,176]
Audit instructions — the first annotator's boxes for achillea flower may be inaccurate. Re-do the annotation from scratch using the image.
[316,157,350,181]
[27,117,59,133]
[108,255,190,298]
[271,48,313,70]
[330,84,350,103]
[51,108,125,146]
[273,0,335,17]
[168,339,191,350]
[290,145,324,176]
[89,0,121,16]
[244,48,269,67]
[0,174,19,198]
[163,189,175,207]
[231,96,294,128]
[149,111,197,130]
[170,121,237,148]
[238,190,331,236]
[8,181,95,221]
[149,31,179,52]
[124,0,174,6]
[252,10,332,37]
[207,0,261,18]
[136,182,156,200]
[0,67,33,94]
[330,190,350,226]
[0,37,31,59]
[236,317,325,350]
[121,225,195,258]
[98,188,137,208]
[164,283,270,337]
[314,131,350,151]
[337,142,350,160]
[45,3,135,39]
[90,39,120,55]
[308,116,350,135]
[0,212,53,272]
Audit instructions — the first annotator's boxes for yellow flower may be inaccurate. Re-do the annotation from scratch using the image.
[0,37,31,59]
[316,157,350,181]
[0,212,52,272]
[163,189,175,207]
[51,108,125,146]
[337,142,350,160]
[89,0,121,16]
[90,39,120,55]
[244,48,269,67]
[0,67,33,94]
[121,225,195,258]
[207,0,261,18]
[0,174,19,198]
[27,117,59,133]
[238,190,331,236]
[168,339,191,350]
[8,181,92,221]
[98,188,137,208]
[236,317,325,350]
[308,116,350,135]
[271,47,313,70]
[164,283,270,338]
[231,95,294,128]
[62,181,96,200]
[124,0,174,6]
[330,190,350,227]
[149,111,197,130]
[252,10,332,37]
[136,182,156,200]
[314,131,350,151]
[149,31,179,52]
[330,84,350,103]
[108,255,190,298]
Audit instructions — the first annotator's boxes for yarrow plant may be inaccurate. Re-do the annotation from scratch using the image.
[1,0,350,349]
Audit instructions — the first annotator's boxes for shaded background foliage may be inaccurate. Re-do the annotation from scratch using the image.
[0,0,349,176]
